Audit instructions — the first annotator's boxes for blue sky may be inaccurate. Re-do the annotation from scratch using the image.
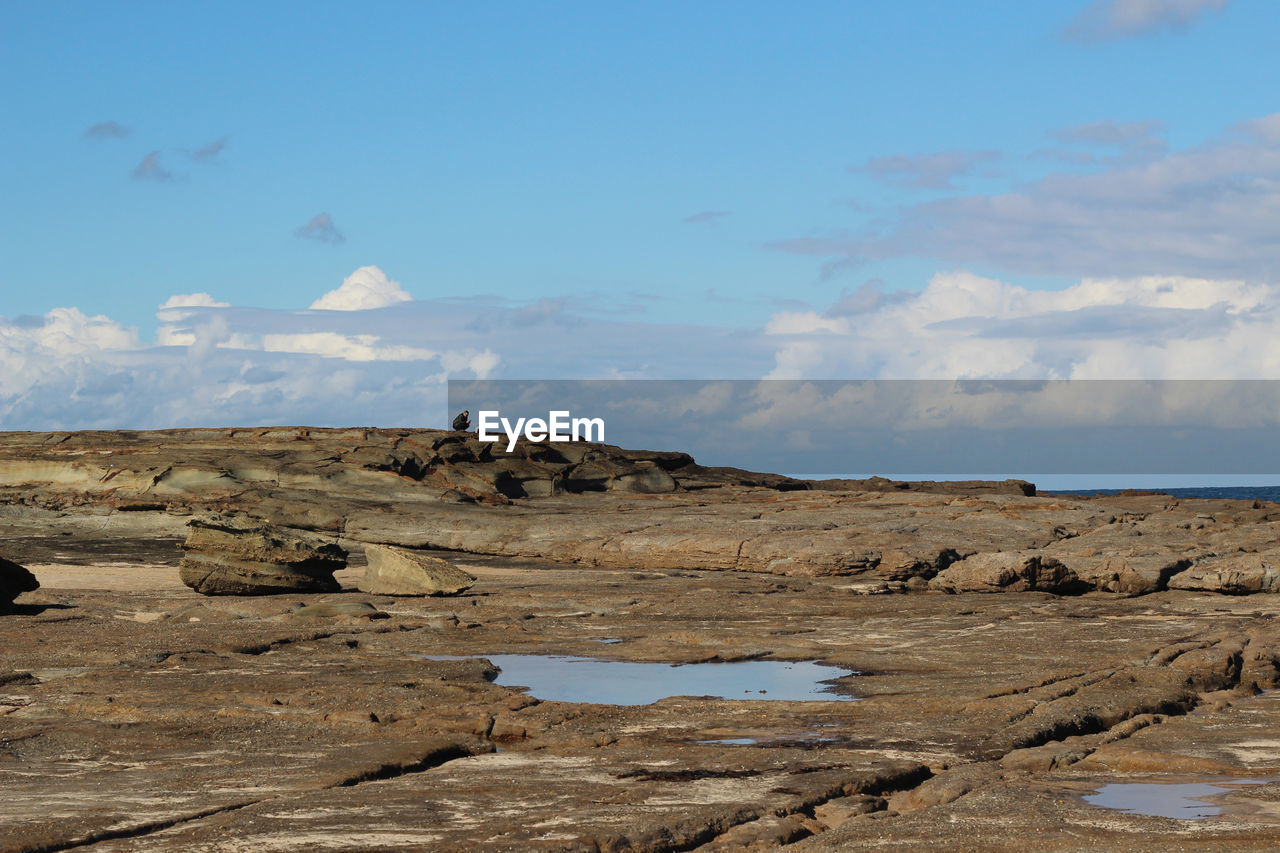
[3,0,1280,434]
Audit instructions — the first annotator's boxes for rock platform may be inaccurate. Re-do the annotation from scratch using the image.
[3,428,1280,850]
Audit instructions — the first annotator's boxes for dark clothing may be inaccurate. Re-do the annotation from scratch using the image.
[452,412,470,431]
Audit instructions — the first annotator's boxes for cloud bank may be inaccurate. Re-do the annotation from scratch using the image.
[6,263,1280,431]
[773,112,1280,282]
[764,271,1278,381]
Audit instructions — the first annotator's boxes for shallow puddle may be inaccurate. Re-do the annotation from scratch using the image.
[1084,778,1271,820]
[424,654,857,705]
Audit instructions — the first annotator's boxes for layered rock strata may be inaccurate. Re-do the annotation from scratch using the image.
[2,428,1280,596]
[178,515,347,595]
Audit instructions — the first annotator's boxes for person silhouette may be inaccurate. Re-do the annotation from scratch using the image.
[452,410,471,431]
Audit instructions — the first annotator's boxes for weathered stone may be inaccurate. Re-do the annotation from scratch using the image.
[929,551,1084,594]
[1167,552,1280,594]
[178,516,346,595]
[358,545,476,596]
[0,555,39,608]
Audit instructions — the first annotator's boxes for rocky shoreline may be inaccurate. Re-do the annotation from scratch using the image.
[3,428,1280,850]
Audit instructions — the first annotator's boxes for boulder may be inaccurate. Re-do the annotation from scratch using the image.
[178,516,346,596]
[1,555,39,609]
[1167,552,1280,595]
[929,551,1084,594]
[1048,550,1192,596]
[358,545,476,596]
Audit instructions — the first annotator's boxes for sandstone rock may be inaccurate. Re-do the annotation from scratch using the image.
[358,544,476,596]
[1167,552,1280,594]
[178,516,346,596]
[1,555,39,608]
[929,551,1084,594]
[1049,550,1191,595]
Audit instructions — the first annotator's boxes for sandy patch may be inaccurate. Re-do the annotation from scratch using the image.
[26,563,368,593]
[26,563,187,592]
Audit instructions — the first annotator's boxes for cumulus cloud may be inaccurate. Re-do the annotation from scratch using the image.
[294,212,345,245]
[771,112,1280,282]
[131,151,175,182]
[83,120,131,140]
[309,266,413,311]
[684,210,731,224]
[0,308,140,400]
[857,150,1001,190]
[1063,0,1230,42]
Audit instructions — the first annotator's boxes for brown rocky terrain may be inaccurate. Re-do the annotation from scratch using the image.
[3,427,1280,850]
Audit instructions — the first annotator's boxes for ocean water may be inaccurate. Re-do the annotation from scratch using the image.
[795,474,1280,502]
[1060,486,1280,502]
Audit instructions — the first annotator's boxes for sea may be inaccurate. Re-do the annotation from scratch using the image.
[1056,486,1280,501]
[795,474,1280,503]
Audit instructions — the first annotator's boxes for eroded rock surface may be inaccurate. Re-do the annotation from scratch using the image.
[5,428,1280,849]
[4,546,1280,851]
[5,428,1280,594]
[929,551,1085,594]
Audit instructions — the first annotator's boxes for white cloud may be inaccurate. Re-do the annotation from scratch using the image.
[257,332,436,362]
[160,293,230,310]
[764,272,1280,380]
[0,308,140,399]
[310,266,414,311]
[1,283,760,429]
